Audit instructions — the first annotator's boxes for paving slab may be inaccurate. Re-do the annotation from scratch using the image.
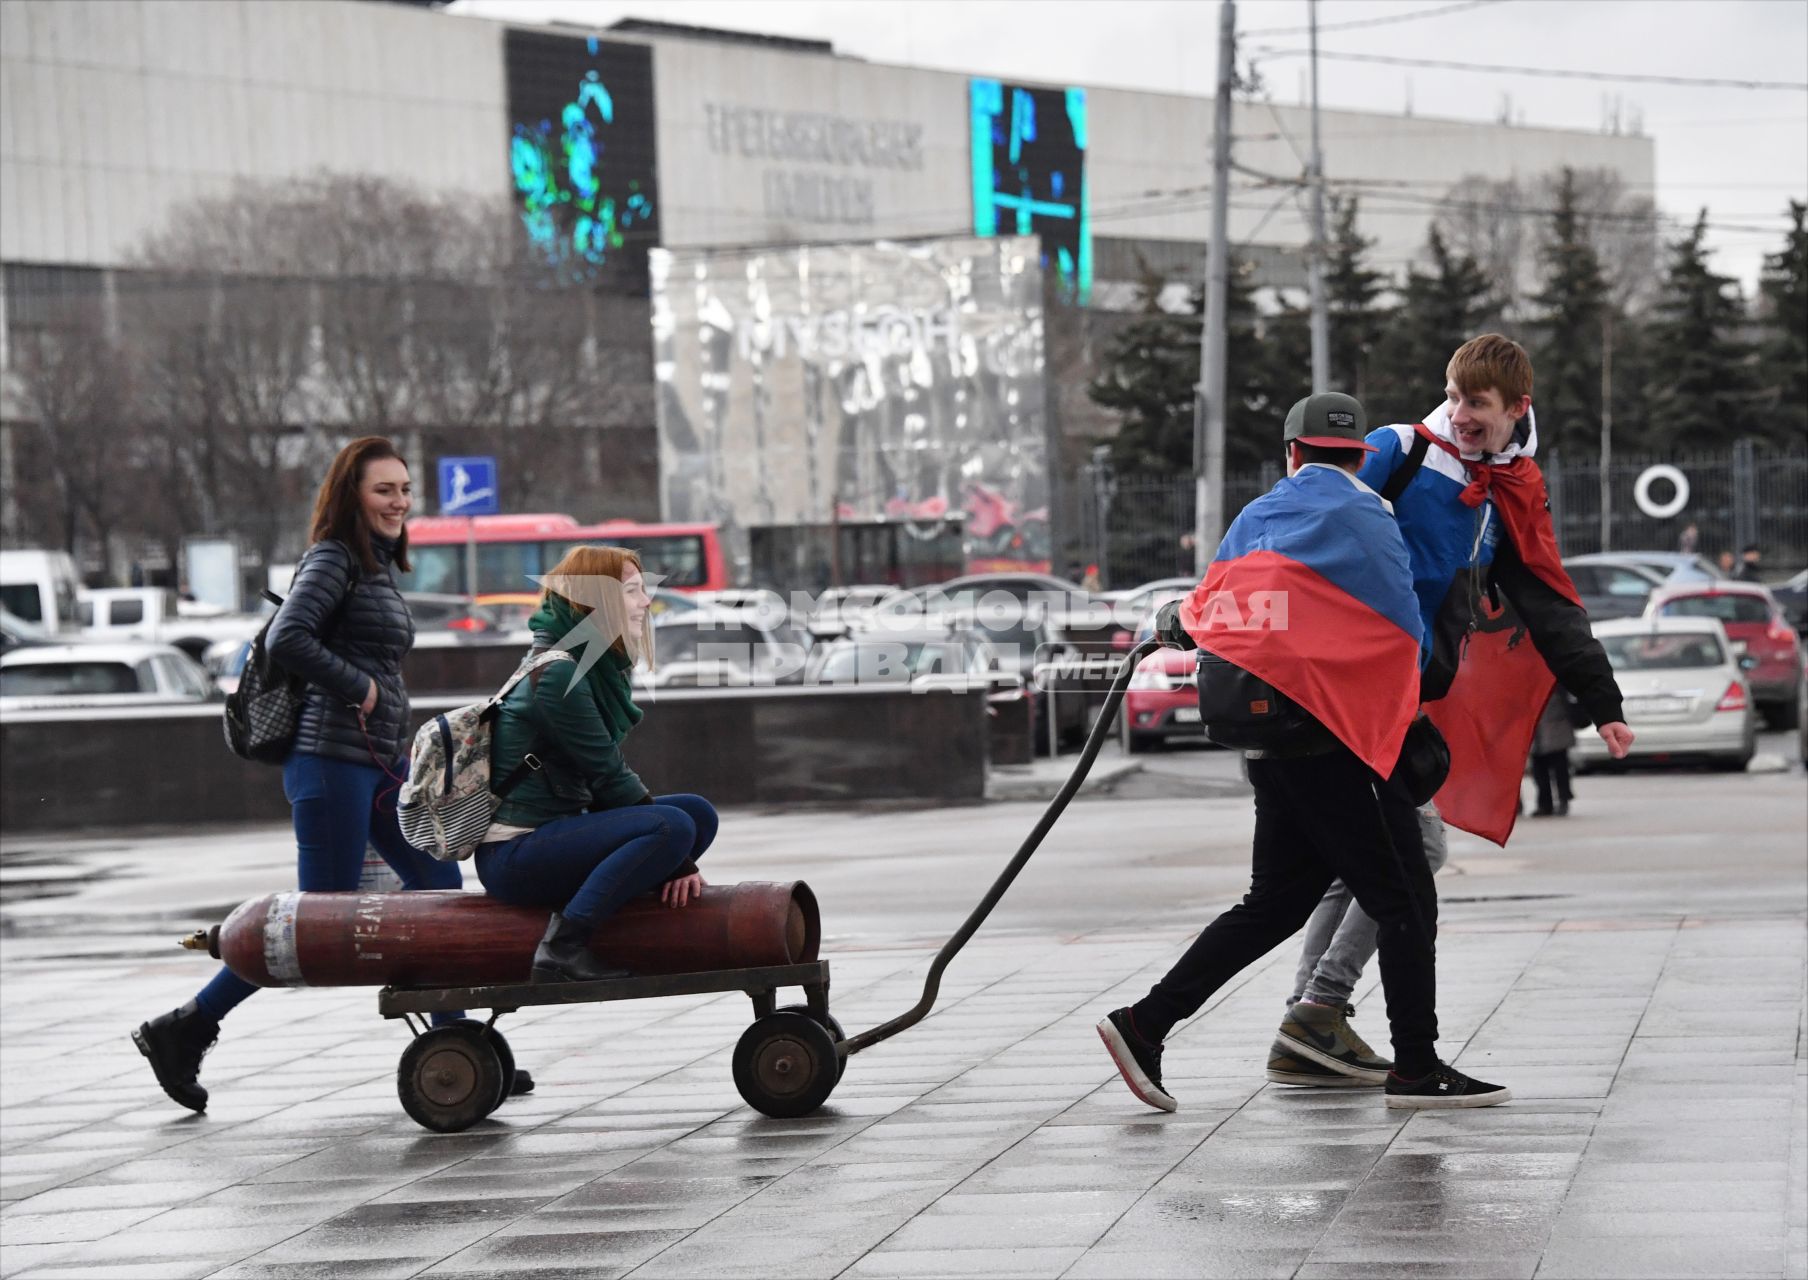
[2,751,1803,1278]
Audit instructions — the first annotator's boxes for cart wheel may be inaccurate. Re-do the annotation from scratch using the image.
[777,1004,847,1081]
[483,1026,517,1113]
[733,1011,840,1118]
[397,1022,504,1133]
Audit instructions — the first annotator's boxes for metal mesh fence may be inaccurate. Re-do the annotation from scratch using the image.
[1078,442,1808,590]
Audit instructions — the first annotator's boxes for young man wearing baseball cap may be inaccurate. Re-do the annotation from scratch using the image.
[1097,391,1511,1113]
[1269,335,1634,1092]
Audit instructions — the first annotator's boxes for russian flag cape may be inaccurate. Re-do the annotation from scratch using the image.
[1181,465,1425,778]
[1405,403,1582,847]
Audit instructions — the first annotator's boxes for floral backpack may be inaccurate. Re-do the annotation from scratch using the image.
[398,650,572,861]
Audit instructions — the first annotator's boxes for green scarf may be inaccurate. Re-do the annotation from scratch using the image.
[528,596,644,740]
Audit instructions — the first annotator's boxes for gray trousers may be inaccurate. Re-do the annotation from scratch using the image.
[1288,806,1450,1008]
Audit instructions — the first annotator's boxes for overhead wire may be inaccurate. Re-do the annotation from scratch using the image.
[1240,0,1506,38]
[1246,46,1808,92]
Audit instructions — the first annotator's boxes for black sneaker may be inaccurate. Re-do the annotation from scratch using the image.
[132,1000,219,1113]
[1384,1063,1511,1109]
[1096,1007,1177,1112]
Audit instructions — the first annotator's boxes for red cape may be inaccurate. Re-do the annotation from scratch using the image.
[1415,424,1582,846]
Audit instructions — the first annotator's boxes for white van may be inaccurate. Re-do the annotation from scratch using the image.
[0,549,84,635]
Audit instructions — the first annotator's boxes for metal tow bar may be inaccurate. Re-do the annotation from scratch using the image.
[840,635,1162,1057]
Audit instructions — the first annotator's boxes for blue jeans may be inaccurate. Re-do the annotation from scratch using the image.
[475,795,717,927]
[1288,805,1450,1009]
[195,752,463,1022]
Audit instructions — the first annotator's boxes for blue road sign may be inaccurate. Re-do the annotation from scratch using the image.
[438,456,499,517]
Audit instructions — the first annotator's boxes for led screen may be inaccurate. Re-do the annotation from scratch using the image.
[971,79,1090,301]
[506,31,660,290]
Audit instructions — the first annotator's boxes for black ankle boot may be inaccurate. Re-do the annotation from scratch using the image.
[132,1000,219,1113]
[531,913,631,983]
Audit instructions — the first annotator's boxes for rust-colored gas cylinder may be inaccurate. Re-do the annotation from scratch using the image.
[191,882,819,988]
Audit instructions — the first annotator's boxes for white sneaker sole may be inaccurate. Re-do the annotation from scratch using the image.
[1275,1030,1391,1085]
[1266,1066,1376,1088]
[1096,1018,1177,1113]
[1385,1086,1513,1110]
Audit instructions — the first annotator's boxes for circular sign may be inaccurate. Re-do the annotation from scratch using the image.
[1633,465,1690,519]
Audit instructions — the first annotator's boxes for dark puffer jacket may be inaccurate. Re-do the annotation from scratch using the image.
[267,536,415,766]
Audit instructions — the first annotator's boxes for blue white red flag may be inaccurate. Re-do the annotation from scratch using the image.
[1181,465,1425,777]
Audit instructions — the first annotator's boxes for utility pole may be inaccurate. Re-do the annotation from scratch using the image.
[1195,0,1235,578]
[1306,0,1330,392]
[1599,312,1613,552]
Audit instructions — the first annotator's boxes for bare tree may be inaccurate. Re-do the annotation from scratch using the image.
[6,300,136,565]
[1433,166,1660,320]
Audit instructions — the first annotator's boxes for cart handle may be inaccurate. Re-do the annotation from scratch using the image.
[841,635,1164,1056]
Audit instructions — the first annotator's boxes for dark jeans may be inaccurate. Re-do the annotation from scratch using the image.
[1531,750,1572,811]
[195,752,463,1022]
[1130,747,1441,1074]
[475,794,717,927]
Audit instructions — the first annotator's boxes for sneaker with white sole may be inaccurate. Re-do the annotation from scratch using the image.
[1097,1007,1177,1112]
[1384,1063,1511,1109]
[1276,1000,1392,1084]
[1265,1041,1377,1087]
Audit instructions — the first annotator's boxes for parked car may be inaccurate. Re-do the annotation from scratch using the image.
[1573,618,1756,772]
[403,592,501,633]
[862,572,1106,634]
[637,607,809,689]
[1562,557,1666,621]
[0,548,84,635]
[1773,569,1807,636]
[1565,551,1726,585]
[1118,592,1206,752]
[805,628,998,686]
[0,642,222,712]
[1,607,53,654]
[1643,581,1803,728]
[76,587,263,661]
[805,585,900,641]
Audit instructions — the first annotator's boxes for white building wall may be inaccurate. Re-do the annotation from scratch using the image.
[0,0,1654,276]
[0,0,508,267]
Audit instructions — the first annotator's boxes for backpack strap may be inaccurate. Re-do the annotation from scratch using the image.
[488,649,576,800]
[1381,429,1432,503]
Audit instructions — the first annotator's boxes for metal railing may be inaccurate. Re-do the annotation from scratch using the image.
[1078,441,1808,587]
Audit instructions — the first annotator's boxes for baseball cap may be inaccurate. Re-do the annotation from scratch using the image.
[1283,392,1377,452]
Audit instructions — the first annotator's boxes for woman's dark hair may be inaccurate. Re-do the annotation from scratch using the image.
[308,437,412,574]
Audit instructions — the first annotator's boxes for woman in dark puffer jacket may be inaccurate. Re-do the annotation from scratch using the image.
[133,437,470,1113]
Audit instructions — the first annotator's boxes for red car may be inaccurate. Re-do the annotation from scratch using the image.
[1120,594,1208,752]
[1644,581,1804,729]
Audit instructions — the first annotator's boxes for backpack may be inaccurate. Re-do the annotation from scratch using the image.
[1195,649,1325,752]
[222,589,308,765]
[398,650,573,861]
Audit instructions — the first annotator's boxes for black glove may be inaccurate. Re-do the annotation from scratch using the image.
[634,793,655,805]
[1154,599,1197,651]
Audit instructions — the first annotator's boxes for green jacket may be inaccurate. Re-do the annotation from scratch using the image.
[489,653,649,827]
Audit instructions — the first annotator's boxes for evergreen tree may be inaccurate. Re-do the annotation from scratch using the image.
[1088,266,1199,477]
[1368,224,1498,424]
[1644,209,1761,452]
[1324,196,1389,400]
[1755,200,1808,448]
[1088,255,1284,478]
[1529,167,1609,458]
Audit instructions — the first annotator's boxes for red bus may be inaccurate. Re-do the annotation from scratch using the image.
[400,515,729,595]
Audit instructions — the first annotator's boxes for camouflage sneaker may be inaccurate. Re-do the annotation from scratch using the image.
[1265,1041,1378,1087]
[1276,1001,1391,1084]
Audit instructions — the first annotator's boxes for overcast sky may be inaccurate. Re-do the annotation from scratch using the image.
[446,0,1808,293]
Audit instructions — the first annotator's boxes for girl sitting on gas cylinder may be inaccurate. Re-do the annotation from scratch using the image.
[476,545,717,980]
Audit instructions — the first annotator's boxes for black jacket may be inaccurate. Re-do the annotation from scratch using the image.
[267,536,415,765]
